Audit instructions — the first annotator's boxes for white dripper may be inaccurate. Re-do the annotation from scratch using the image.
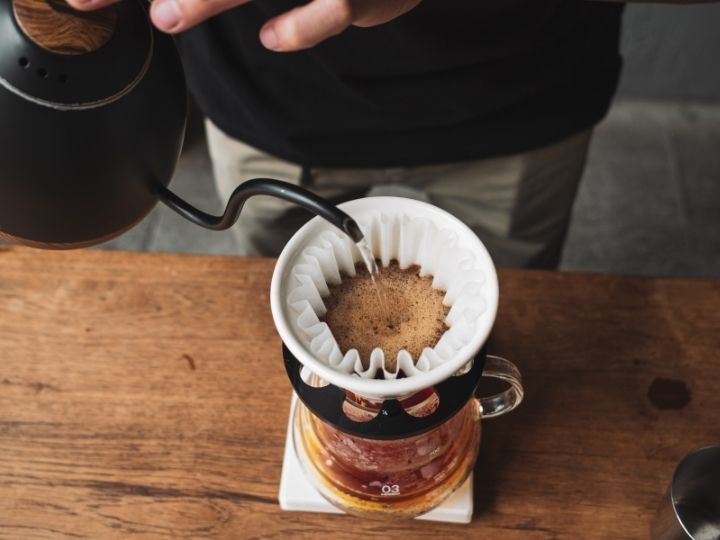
[270,197,498,400]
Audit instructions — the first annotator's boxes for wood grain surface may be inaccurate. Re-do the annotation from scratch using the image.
[13,0,116,55]
[0,246,718,539]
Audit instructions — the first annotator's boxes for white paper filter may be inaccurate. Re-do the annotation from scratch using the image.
[286,211,487,381]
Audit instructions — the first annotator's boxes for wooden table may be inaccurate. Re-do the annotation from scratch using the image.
[1,246,718,539]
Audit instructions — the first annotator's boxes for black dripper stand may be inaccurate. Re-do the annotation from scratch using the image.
[283,344,488,440]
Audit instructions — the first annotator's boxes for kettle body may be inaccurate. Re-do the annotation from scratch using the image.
[0,0,363,249]
[0,0,186,248]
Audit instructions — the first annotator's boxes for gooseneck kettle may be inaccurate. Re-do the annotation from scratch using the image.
[0,0,363,248]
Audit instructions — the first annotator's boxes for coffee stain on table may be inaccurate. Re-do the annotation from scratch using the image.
[181,354,196,371]
[648,377,691,410]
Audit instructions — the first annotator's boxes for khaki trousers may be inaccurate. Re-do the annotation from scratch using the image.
[207,120,592,269]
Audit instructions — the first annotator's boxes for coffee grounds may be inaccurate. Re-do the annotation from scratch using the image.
[322,261,449,370]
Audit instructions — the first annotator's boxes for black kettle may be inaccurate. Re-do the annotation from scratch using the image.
[0,0,362,248]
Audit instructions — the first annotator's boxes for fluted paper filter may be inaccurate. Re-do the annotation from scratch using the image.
[286,211,487,381]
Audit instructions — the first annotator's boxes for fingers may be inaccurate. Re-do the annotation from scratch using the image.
[66,0,421,46]
[260,0,422,52]
[64,0,251,33]
[150,0,251,33]
[65,0,119,11]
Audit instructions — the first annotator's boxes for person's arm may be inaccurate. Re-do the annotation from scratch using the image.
[65,0,421,51]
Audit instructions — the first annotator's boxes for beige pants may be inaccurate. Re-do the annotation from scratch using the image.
[207,120,592,269]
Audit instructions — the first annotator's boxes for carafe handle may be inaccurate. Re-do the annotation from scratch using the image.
[476,355,524,419]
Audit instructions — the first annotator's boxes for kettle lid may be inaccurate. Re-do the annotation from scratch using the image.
[0,0,153,109]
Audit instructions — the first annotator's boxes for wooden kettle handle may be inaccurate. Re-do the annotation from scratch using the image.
[13,0,117,55]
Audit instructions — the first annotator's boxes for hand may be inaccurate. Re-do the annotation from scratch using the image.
[65,0,422,51]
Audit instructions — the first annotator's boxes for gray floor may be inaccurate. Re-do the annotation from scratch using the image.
[562,100,720,276]
[96,99,718,277]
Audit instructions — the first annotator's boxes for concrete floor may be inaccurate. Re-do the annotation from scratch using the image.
[562,100,720,276]
[90,99,718,278]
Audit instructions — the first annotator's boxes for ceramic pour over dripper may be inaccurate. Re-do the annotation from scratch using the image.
[271,197,499,401]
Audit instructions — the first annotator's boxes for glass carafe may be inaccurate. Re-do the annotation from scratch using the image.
[292,355,523,520]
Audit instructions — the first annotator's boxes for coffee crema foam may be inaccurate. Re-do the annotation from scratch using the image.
[322,261,449,371]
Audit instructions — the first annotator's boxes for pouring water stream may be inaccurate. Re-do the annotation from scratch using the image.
[356,237,392,326]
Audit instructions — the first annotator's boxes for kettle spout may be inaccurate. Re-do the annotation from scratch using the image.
[157,178,365,244]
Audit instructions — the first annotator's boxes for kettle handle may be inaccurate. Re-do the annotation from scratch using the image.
[156,178,364,242]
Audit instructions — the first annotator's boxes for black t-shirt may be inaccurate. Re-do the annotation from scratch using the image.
[177,1,624,168]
